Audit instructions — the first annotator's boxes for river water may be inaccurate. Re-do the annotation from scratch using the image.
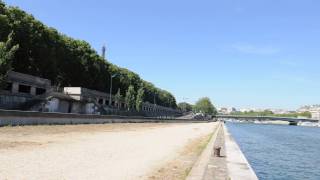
[226,122,320,180]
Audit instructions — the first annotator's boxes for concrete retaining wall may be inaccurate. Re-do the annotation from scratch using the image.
[0,109,207,126]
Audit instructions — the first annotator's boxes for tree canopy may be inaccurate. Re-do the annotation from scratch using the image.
[125,85,136,111]
[0,32,18,87]
[193,97,217,115]
[231,110,312,118]
[136,87,144,112]
[178,102,193,112]
[0,1,177,108]
[114,88,122,109]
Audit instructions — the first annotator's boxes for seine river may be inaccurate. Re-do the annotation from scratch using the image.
[226,122,320,180]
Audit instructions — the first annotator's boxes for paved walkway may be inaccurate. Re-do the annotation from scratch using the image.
[203,124,228,180]
[187,123,258,180]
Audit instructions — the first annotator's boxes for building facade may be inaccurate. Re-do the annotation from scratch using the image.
[64,87,181,116]
[64,87,125,108]
[0,71,181,117]
[0,71,52,109]
[310,110,320,120]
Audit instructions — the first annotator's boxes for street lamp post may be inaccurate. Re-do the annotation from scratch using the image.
[109,74,117,106]
[153,93,157,116]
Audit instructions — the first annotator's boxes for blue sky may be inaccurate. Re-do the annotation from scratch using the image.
[4,0,320,110]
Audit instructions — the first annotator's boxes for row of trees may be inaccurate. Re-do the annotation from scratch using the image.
[123,86,146,111]
[178,97,217,115]
[0,1,177,108]
[230,110,312,118]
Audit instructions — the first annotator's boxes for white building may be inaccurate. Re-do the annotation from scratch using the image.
[218,107,237,114]
[310,109,320,120]
[297,105,320,113]
[298,105,320,121]
[268,109,293,114]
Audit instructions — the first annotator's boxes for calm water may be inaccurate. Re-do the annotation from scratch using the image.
[226,122,320,180]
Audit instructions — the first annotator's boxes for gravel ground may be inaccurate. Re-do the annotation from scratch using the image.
[0,122,217,180]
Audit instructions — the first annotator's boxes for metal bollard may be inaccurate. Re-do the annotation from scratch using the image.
[214,147,222,157]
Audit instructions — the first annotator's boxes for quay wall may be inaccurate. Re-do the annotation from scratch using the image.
[0,109,207,126]
[186,123,258,180]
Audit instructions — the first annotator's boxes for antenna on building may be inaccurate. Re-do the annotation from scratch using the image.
[102,44,106,60]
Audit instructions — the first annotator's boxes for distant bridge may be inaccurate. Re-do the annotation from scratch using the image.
[216,115,319,125]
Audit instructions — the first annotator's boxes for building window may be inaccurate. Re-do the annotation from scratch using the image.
[98,99,103,105]
[36,88,46,95]
[18,84,31,94]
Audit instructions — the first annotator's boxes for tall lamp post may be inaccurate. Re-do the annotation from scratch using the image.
[109,74,118,106]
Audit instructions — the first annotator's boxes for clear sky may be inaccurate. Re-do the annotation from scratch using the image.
[4,0,320,110]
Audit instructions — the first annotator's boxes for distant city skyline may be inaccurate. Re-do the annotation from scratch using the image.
[4,0,320,109]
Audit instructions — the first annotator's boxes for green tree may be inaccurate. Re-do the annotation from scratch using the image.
[125,85,136,111]
[0,32,18,88]
[299,111,311,118]
[231,110,312,118]
[178,102,193,112]
[136,87,144,112]
[114,88,122,109]
[193,97,217,115]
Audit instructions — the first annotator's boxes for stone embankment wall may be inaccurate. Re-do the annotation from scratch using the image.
[0,110,206,126]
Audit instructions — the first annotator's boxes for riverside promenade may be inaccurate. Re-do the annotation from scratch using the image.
[0,117,257,179]
[187,122,258,180]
